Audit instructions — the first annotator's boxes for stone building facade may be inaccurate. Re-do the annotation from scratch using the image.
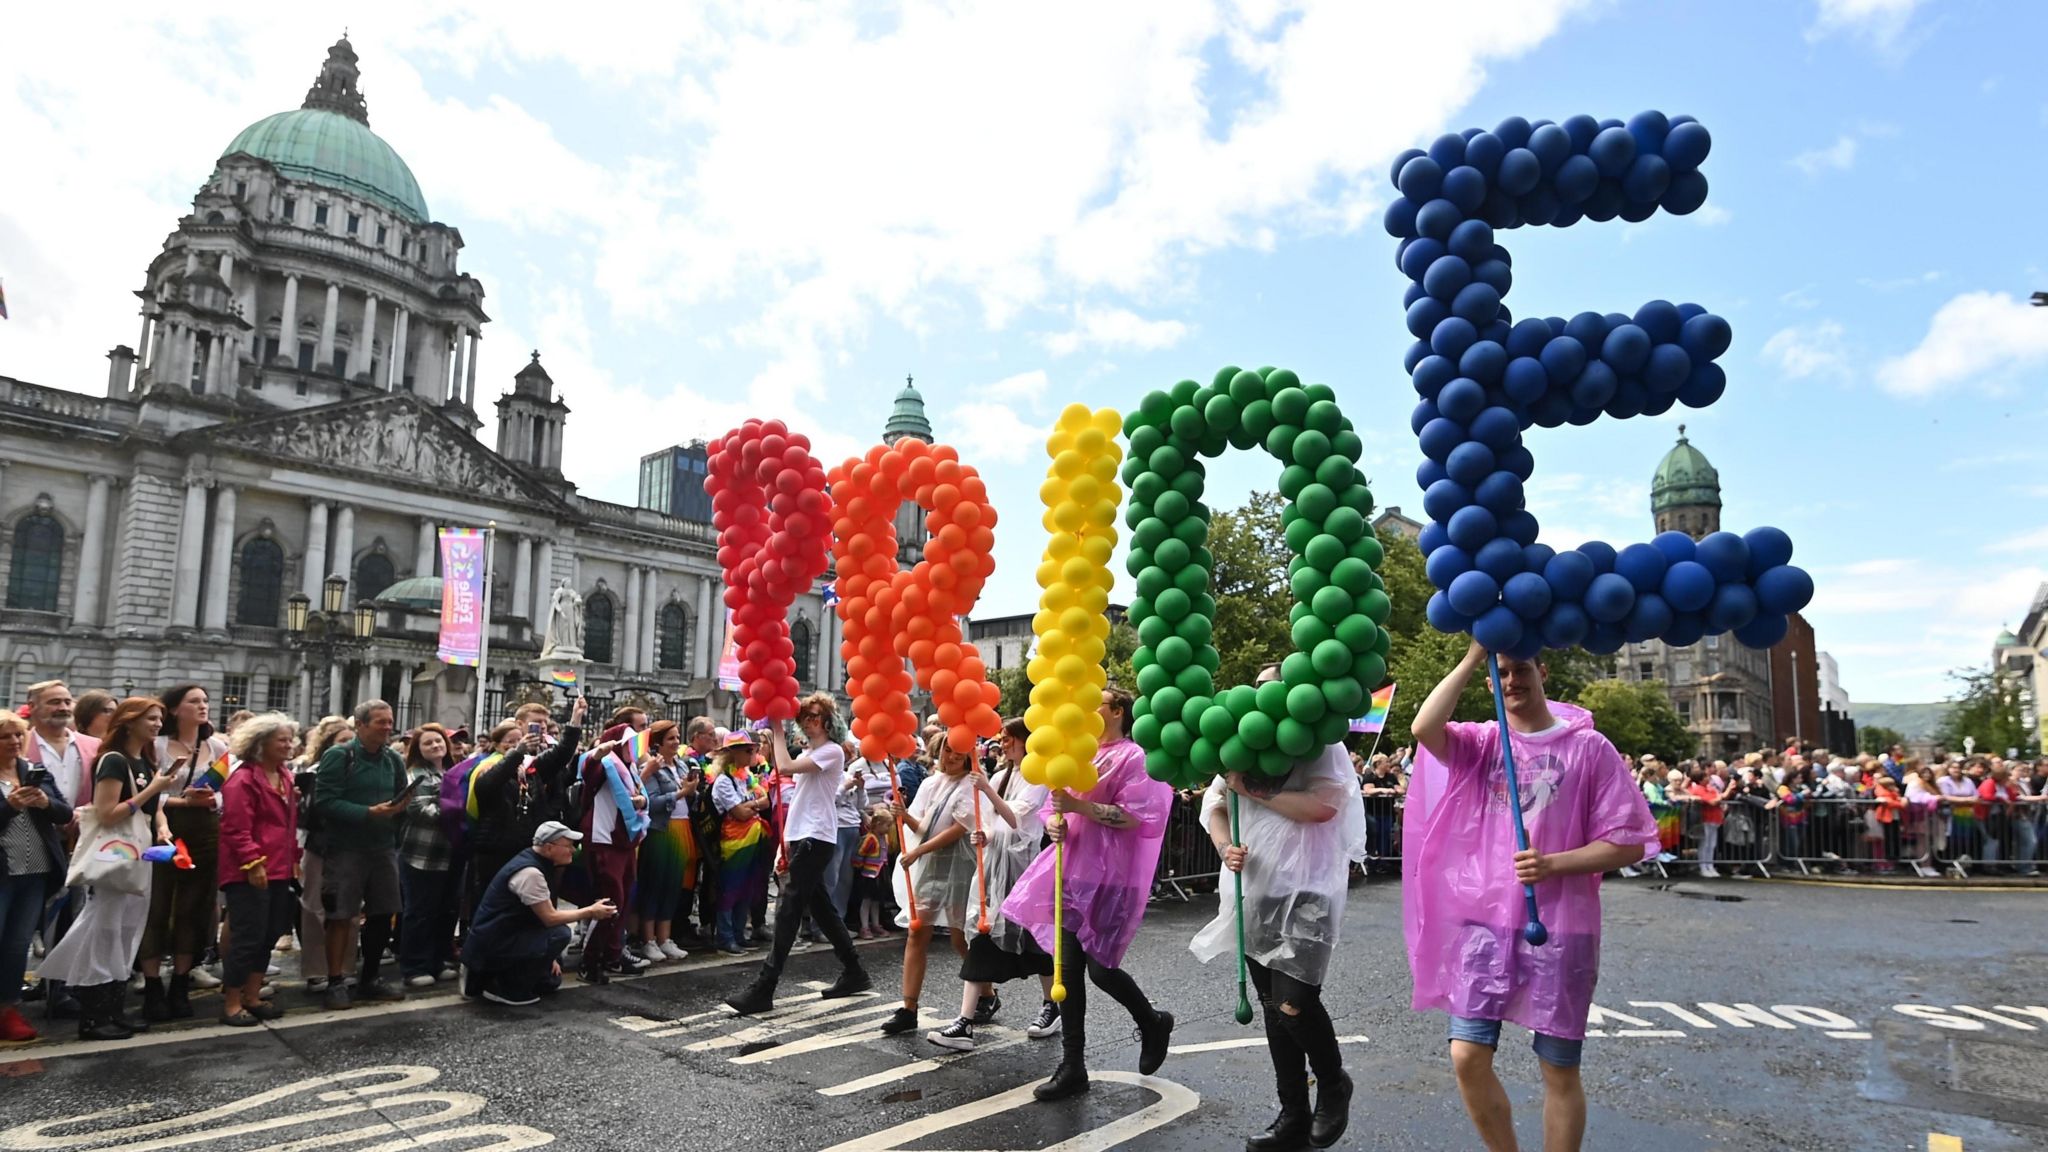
[0,39,907,728]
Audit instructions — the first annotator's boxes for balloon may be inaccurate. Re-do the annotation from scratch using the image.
[1386,111,1810,654]
[832,436,1002,764]
[711,424,833,723]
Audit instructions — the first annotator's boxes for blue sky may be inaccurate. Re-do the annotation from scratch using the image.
[4,0,2044,704]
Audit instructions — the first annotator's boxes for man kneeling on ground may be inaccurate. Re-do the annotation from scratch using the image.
[463,821,618,1006]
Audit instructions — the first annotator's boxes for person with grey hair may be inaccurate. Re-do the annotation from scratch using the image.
[218,712,299,1025]
[312,700,409,1010]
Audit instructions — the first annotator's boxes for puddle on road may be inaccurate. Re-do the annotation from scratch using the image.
[882,1089,922,1103]
[1646,884,1746,903]
[738,1041,780,1056]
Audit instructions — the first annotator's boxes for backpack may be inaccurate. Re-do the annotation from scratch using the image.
[564,751,597,832]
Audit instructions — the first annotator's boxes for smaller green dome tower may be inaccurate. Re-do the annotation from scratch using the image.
[1650,425,1721,540]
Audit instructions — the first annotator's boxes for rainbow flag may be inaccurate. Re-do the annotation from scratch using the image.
[1350,683,1397,734]
[548,667,578,688]
[623,728,653,762]
[196,750,232,791]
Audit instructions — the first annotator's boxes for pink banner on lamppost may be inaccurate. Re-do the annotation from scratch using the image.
[438,528,488,666]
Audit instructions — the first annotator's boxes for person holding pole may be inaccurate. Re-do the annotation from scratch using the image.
[1000,686,1176,1103]
[1405,641,1657,1152]
[1194,664,1368,1151]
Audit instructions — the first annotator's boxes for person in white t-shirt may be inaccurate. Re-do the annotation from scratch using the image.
[725,693,873,1015]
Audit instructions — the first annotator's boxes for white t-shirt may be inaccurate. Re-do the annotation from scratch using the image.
[508,866,551,907]
[784,741,845,846]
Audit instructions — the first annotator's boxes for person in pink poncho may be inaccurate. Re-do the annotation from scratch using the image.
[999,686,1177,1103]
[1406,641,1658,1152]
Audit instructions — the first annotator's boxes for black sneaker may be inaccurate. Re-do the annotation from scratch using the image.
[610,952,652,976]
[879,1006,920,1035]
[482,987,540,1007]
[971,993,1002,1025]
[820,968,872,1000]
[1025,999,1061,1038]
[355,978,406,1004]
[927,1017,975,1051]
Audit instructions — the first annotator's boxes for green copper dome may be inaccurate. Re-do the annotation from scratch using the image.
[883,376,934,444]
[220,39,428,224]
[1650,426,1721,515]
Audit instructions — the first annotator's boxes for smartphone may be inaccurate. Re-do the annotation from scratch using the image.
[393,778,420,805]
[527,721,543,738]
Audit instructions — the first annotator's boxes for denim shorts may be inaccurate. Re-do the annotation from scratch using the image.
[1448,1016,1584,1068]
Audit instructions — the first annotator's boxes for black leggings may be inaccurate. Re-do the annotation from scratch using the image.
[1057,928,1158,1063]
[1248,959,1344,1105]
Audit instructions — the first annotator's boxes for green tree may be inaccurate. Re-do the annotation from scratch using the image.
[994,665,1030,720]
[1374,526,1430,645]
[1207,490,1294,691]
[1858,725,1904,756]
[1576,679,1697,762]
[1382,626,1494,751]
[1934,665,2038,757]
[1540,648,1617,705]
[1103,619,1139,694]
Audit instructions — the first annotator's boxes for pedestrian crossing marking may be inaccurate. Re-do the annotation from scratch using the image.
[684,997,890,1050]
[817,1032,1028,1097]
[1928,1136,1963,1152]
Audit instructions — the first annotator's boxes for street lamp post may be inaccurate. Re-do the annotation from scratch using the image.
[284,573,378,722]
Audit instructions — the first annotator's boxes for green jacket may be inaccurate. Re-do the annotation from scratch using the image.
[312,738,406,854]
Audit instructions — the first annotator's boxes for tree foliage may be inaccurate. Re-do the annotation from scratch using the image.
[990,619,1139,723]
[1934,665,2038,757]
[1858,725,1904,756]
[1576,679,1698,762]
[1206,490,1295,691]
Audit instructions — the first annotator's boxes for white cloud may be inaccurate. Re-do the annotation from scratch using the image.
[1761,321,1851,380]
[1808,557,2048,702]
[1857,270,1943,291]
[1875,291,2048,397]
[1045,307,1191,357]
[1522,472,1648,553]
[1806,0,1930,50]
[1779,285,1821,310]
[1790,135,1858,176]
[1986,526,2048,556]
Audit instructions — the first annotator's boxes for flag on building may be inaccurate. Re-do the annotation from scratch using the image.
[1350,683,1397,734]
[437,528,488,666]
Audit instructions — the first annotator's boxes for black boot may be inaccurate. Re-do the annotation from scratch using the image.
[1245,1106,1313,1152]
[1309,1070,1352,1149]
[820,965,871,1000]
[76,984,133,1042]
[140,976,171,1022]
[725,975,776,1016]
[1033,1058,1091,1101]
[110,982,150,1033]
[47,979,81,1020]
[1137,1009,1174,1075]
[166,973,195,1019]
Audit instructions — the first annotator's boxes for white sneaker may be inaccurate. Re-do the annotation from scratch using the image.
[1619,866,1640,878]
[190,967,223,989]
[638,941,667,965]
[659,940,690,961]
[266,963,282,978]
[407,974,437,989]
[1699,866,1721,878]
[438,967,459,982]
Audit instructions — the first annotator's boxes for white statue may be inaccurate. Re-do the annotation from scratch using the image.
[540,580,584,658]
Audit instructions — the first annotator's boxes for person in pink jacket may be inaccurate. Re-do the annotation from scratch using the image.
[1000,686,1176,1103]
[1406,642,1658,1152]
[218,713,301,1026]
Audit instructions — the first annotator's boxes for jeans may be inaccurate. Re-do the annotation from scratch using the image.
[477,924,571,1002]
[0,873,48,1006]
[1449,1016,1583,1068]
[1247,958,1342,1106]
[2016,818,2040,875]
[716,905,748,951]
[1367,812,1397,864]
[400,865,460,979]
[1698,822,1719,870]
[755,838,860,985]
[1778,824,1803,862]
[830,824,861,920]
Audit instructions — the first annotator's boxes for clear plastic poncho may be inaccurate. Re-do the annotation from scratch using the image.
[1189,743,1368,986]
[967,764,1051,954]
[1401,702,1658,1041]
[892,770,977,930]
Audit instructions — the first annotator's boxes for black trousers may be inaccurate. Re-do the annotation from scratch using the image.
[1057,928,1158,1064]
[1248,958,1344,1106]
[756,838,860,984]
[221,881,294,986]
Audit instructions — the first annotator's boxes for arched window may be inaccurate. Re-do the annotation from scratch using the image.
[791,618,814,687]
[585,595,615,665]
[658,603,690,672]
[6,514,63,612]
[357,553,396,601]
[236,537,284,626]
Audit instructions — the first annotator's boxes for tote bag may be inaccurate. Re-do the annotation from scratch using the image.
[66,805,152,894]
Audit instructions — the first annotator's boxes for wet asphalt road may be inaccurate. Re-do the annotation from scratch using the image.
[2,878,2044,1152]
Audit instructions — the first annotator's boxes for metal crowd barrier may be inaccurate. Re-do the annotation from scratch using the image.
[1361,796,1404,877]
[1772,796,1934,877]
[1152,792,1223,902]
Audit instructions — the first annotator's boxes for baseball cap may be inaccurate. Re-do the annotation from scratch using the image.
[532,821,583,847]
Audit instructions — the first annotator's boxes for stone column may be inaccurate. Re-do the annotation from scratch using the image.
[218,252,235,286]
[136,314,153,369]
[302,500,330,599]
[149,321,168,378]
[328,662,343,716]
[202,333,223,394]
[396,665,414,725]
[353,293,379,380]
[171,478,209,629]
[332,505,356,598]
[387,309,409,390]
[532,540,555,623]
[298,668,313,724]
[355,664,374,706]
[512,534,533,621]
[621,567,641,673]
[72,475,113,628]
[696,576,716,676]
[415,516,436,576]
[641,568,659,672]
[448,326,467,403]
[277,275,299,364]
[317,282,340,371]
[201,483,238,632]
[463,329,480,409]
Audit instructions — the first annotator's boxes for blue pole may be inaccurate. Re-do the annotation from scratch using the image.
[1488,652,1549,947]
